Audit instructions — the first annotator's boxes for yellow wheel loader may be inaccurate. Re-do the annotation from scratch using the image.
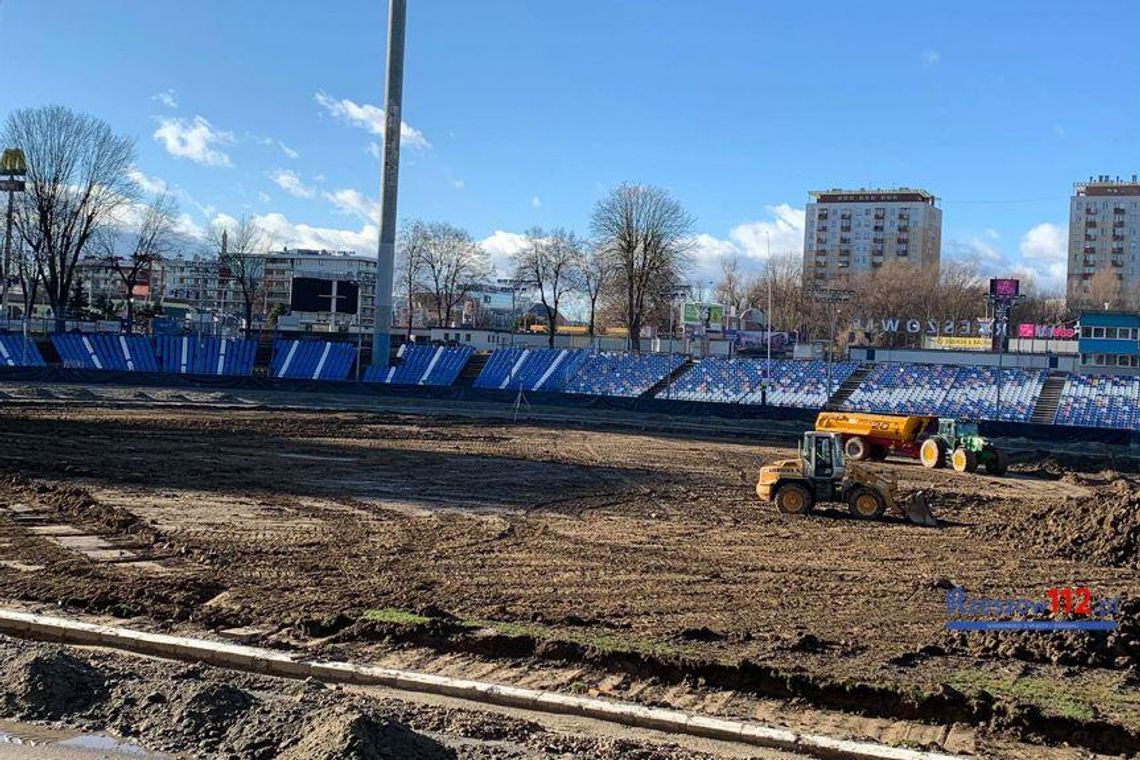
[755,432,937,526]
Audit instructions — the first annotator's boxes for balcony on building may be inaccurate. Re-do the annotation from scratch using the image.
[1086,220,1098,229]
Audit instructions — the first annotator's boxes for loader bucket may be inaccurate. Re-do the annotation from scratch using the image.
[902,491,938,527]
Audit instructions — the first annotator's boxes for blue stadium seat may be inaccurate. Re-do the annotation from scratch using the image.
[270,339,356,381]
[51,333,157,372]
[562,352,686,398]
[664,358,857,407]
[473,347,589,391]
[842,363,1047,422]
[154,335,257,376]
[1054,374,1140,430]
[0,334,46,367]
[940,367,1046,423]
[364,344,473,386]
[841,363,957,415]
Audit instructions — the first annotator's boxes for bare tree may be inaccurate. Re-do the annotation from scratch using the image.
[578,240,612,338]
[396,219,428,339]
[413,221,489,327]
[513,227,582,347]
[747,251,805,335]
[96,192,179,333]
[209,215,268,336]
[4,105,136,331]
[590,183,694,351]
[1083,269,1125,312]
[714,255,751,318]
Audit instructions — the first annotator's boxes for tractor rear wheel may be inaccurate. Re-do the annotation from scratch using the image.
[870,444,889,461]
[844,436,868,461]
[774,484,815,515]
[847,487,886,520]
[920,438,947,469]
[952,447,978,473]
[985,449,1009,476]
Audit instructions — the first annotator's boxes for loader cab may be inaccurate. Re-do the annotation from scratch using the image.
[802,432,845,481]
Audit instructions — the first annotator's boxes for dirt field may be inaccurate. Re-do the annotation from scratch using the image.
[0,396,1138,758]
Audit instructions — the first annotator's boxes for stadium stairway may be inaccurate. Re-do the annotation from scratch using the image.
[460,352,489,386]
[646,358,695,398]
[824,363,872,410]
[1031,371,1068,425]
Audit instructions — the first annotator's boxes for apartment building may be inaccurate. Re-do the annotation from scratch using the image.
[263,249,376,327]
[1067,175,1140,310]
[803,188,942,287]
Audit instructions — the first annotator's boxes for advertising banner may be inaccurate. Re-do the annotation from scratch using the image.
[682,302,724,330]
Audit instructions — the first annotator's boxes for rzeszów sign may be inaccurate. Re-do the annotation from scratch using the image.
[852,317,1006,337]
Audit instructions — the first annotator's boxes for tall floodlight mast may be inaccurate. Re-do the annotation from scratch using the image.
[372,0,408,368]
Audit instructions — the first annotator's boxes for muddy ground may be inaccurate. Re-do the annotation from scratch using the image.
[0,634,784,759]
[0,399,1138,758]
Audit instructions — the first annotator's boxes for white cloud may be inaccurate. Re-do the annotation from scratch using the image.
[258,191,271,203]
[366,142,382,159]
[152,89,178,109]
[984,228,1000,241]
[450,178,465,191]
[255,135,299,159]
[323,188,380,221]
[1053,124,1066,138]
[531,195,542,209]
[945,235,1003,265]
[921,49,941,66]
[153,116,234,167]
[727,203,807,261]
[314,91,430,150]
[127,167,168,195]
[479,230,529,276]
[232,212,378,254]
[269,168,315,198]
[1019,222,1067,262]
[1018,222,1068,291]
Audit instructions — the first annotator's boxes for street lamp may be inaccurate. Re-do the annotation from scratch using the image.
[815,288,855,399]
[1,148,28,323]
[765,230,772,404]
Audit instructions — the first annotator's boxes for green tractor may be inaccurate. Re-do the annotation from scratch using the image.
[918,419,1008,475]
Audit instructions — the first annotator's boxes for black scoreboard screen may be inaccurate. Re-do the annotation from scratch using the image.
[290,278,360,314]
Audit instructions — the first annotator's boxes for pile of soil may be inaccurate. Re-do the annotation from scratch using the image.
[0,648,107,719]
[982,477,1140,569]
[0,635,721,759]
[938,599,1140,671]
[1,473,157,540]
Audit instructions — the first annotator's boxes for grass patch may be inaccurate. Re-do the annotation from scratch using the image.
[362,608,432,626]
[947,670,1125,723]
[463,617,705,661]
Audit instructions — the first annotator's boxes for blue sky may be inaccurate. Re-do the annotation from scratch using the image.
[3,0,1138,291]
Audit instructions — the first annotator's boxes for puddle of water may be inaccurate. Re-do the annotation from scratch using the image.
[0,720,160,757]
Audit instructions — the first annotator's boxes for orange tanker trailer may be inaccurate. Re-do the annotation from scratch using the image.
[814,411,1008,474]
[815,412,935,462]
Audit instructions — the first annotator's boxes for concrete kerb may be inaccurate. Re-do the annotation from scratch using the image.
[0,610,963,760]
